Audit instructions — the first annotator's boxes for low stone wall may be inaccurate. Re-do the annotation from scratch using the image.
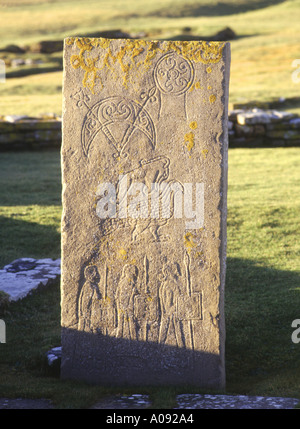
[0,114,61,150]
[229,109,300,147]
[1,109,300,150]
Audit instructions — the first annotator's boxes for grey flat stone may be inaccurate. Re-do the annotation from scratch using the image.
[91,394,151,409]
[175,394,300,409]
[0,398,53,409]
[0,258,61,301]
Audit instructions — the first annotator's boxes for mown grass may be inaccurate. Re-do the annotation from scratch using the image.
[0,150,61,267]
[0,0,300,115]
[0,147,299,408]
[0,0,300,409]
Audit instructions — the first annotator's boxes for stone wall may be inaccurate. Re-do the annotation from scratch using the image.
[229,109,300,147]
[0,114,61,150]
[1,109,300,150]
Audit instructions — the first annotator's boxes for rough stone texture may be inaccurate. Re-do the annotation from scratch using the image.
[0,258,61,301]
[46,346,62,367]
[0,114,61,150]
[61,37,230,387]
[0,398,54,409]
[228,109,300,147]
[0,393,298,409]
[175,394,300,409]
[236,109,296,125]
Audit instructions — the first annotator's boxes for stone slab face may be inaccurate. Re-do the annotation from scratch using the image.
[61,37,230,388]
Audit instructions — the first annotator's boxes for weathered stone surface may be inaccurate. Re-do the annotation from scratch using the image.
[237,109,296,125]
[253,124,265,135]
[266,130,300,140]
[175,394,300,409]
[290,118,300,129]
[265,122,289,131]
[61,38,230,387]
[235,123,254,136]
[0,258,61,301]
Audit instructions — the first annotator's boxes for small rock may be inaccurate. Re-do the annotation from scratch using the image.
[4,115,28,123]
[10,58,26,67]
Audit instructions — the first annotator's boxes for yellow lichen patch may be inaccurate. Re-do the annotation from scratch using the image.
[102,296,111,306]
[209,94,216,104]
[195,251,204,258]
[184,131,194,152]
[189,121,197,130]
[118,247,127,260]
[207,85,212,90]
[188,83,195,93]
[189,81,202,92]
[184,232,197,253]
[202,149,209,158]
[169,40,225,65]
[206,66,212,73]
[67,38,225,94]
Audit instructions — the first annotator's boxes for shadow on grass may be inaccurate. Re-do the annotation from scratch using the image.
[6,65,63,79]
[165,33,258,42]
[147,0,287,18]
[1,256,300,406]
[0,216,60,268]
[0,150,61,206]
[225,257,300,394]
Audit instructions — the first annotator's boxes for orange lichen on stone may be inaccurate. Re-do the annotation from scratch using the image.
[184,232,197,253]
[184,131,195,151]
[118,247,127,260]
[209,94,216,104]
[202,149,209,158]
[66,37,225,94]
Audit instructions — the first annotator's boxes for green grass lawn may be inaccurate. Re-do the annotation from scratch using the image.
[0,151,61,267]
[0,147,299,408]
[0,0,300,115]
[0,0,300,409]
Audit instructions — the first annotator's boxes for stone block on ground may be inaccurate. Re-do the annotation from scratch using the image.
[0,258,61,301]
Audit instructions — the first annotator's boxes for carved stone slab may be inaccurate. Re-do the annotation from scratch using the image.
[61,38,230,387]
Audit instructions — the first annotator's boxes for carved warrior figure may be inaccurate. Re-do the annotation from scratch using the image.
[158,261,185,347]
[78,265,101,332]
[115,264,139,340]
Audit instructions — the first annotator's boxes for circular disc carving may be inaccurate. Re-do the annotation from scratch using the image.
[154,52,195,96]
